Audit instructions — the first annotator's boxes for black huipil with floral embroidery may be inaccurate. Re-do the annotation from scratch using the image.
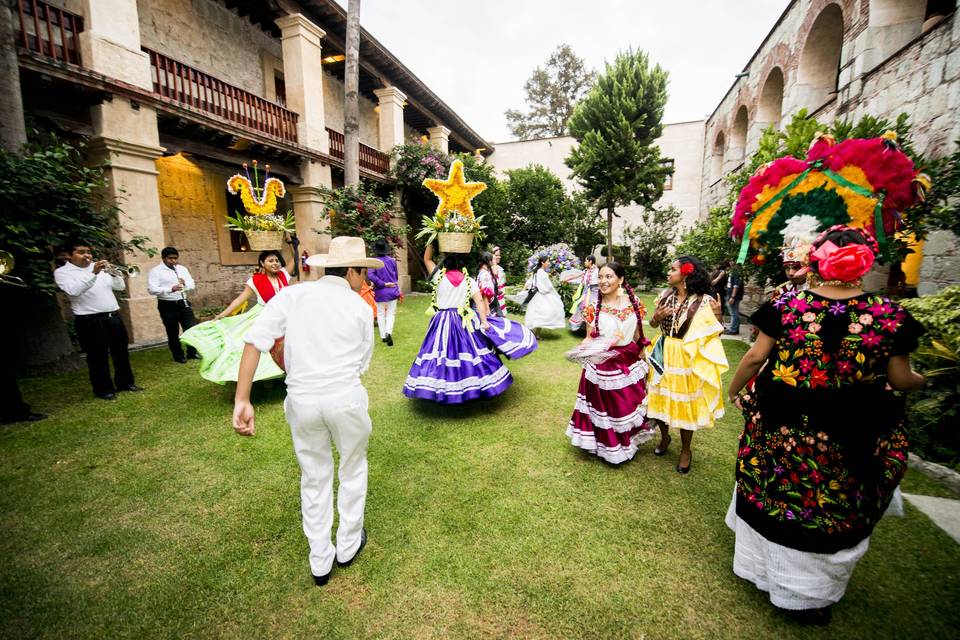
[735,290,923,553]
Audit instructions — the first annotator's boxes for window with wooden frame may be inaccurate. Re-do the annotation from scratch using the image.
[661,159,675,190]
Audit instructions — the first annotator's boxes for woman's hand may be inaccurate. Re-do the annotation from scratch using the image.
[709,294,722,314]
[651,300,669,324]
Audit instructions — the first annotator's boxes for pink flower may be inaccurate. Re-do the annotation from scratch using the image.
[798,357,814,373]
[861,330,882,348]
[789,297,811,313]
[836,360,853,375]
[802,312,817,323]
[788,326,808,344]
[878,317,900,332]
[848,323,863,334]
[859,314,873,325]
[808,322,821,334]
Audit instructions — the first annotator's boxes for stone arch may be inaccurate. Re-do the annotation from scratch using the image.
[711,131,725,181]
[757,67,785,131]
[796,3,844,110]
[729,106,749,168]
[866,0,926,61]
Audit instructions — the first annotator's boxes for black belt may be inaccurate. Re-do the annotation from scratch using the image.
[158,298,189,306]
[76,311,118,319]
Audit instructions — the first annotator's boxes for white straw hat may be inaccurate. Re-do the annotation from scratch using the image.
[305,236,384,269]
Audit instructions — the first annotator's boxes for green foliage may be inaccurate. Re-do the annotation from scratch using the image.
[672,207,739,272]
[0,131,153,298]
[322,182,409,250]
[224,211,295,233]
[901,286,960,467]
[505,44,596,140]
[909,139,960,237]
[565,48,670,257]
[622,204,681,284]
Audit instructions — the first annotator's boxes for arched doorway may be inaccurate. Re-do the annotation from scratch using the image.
[757,67,784,131]
[796,4,844,110]
[711,131,725,182]
[729,106,748,169]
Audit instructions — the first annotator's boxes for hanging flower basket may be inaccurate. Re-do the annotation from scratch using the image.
[438,232,474,253]
[245,230,285,250]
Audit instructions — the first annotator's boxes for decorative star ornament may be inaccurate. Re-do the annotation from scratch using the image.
[423,160,487,219]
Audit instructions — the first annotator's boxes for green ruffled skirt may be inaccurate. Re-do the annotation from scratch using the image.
[180,304,284,384]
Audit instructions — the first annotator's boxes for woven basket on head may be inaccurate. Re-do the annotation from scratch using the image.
[438,232,474,253]
[245,230,284,251]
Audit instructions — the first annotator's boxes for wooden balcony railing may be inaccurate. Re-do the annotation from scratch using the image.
[326,127,391,175]
[144,48,298,144]
[15,0,83,65]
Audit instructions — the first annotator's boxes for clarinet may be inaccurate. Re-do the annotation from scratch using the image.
[169,263,188,307]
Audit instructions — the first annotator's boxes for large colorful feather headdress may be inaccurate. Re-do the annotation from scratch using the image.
[731,132,926,264]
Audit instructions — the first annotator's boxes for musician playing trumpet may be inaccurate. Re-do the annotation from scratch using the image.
[53,240,142,400]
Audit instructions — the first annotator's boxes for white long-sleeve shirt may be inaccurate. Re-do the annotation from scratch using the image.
[147,263,195,302]
[244,276,374,398]
[54,262,124,315]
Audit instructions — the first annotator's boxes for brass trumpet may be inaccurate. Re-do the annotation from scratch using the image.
[0,251,28,288]
[104,263,141,278]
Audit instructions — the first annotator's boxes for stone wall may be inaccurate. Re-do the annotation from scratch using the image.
[919,230,960,296]
[137,0,282,98]
[322,71,381,150]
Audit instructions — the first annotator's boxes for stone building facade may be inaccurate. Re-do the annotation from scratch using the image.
[13,0,491,344]
[487,119,706,239]
[700,0,959,293]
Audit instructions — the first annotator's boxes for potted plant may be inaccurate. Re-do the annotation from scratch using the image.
[226,160,289,250]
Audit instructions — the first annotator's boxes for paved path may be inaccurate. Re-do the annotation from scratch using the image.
[903,494,960,544]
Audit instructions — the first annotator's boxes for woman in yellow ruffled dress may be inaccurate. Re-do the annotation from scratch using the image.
[647,256,728,473]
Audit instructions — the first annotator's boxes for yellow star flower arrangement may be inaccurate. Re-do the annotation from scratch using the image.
[416,160,488,251]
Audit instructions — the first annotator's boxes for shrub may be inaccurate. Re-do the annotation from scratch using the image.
[900,286,960,468]
[323,182,409,251]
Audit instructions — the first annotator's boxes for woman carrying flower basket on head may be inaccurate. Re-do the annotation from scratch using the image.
[180,250,289,384]
[725,226,924,624]
[566,262,655,464]
[646,256,728,473]
[403,244,537,404]
[524,254,566,337]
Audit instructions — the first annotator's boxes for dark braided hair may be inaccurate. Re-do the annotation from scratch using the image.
[478,251,501,310]
[591,262,646,342]
[674,256,712,296]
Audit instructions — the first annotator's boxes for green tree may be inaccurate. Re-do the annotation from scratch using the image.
[505,44,595,140]
[565,49,670,261]
[672,206,739,272]
[623,205,681,283]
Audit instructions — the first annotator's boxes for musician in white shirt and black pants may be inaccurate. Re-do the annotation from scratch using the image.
[147,247,197,363]
[54,241,141,400]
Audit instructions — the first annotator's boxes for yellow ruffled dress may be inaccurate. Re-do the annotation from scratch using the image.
[646,296,729,431]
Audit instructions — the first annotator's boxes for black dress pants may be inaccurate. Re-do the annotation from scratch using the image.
[74,312,135,397]
[0,365,32,423]
[157,299,197,360]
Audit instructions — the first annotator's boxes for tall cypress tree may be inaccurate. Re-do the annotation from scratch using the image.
[565,49,670,261]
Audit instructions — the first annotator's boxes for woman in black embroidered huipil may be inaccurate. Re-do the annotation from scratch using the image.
[726,226,925,623]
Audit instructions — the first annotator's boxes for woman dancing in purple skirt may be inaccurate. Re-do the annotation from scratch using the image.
[403,245,537,404]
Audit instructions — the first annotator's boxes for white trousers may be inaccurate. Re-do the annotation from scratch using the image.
[284,385,372,576]
[375,299,397,338]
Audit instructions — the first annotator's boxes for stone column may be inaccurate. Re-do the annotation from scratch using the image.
[374,87,411,291]
[276,13,332,274]
[88,98,167,344]
[79,0,152,89]
[427,125,451,154]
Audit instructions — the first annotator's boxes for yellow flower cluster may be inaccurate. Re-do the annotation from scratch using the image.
[423,160,486,220]
[227,175,286,216]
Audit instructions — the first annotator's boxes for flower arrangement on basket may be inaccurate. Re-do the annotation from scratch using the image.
[225,160,290,250]
[415,159,487,253]
[731,132,927,266]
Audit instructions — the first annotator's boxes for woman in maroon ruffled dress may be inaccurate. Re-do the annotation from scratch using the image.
[566,262,655,464]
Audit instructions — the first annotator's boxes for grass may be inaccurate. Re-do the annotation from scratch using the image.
[1,294,958,639]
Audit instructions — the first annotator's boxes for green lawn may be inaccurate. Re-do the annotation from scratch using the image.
[1,295,958,639]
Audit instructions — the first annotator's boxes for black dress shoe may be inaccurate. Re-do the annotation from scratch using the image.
[654,435,671,456]
[1,412,48,425]
[187,353,201,360]
[337,528,367,567]
[313,571,331,587]
[174,356,187,364]
[119,384,144,392]
[97,393,116,401]
[676,453,693,474]
[385,334,393,347]
[25,412,47,422]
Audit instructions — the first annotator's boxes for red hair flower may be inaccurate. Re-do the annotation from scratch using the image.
[679,263,695,277]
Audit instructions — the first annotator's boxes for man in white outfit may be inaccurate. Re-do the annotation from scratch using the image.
[232,237,383,586]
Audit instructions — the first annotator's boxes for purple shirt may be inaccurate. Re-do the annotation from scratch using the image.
[368,255,400,302]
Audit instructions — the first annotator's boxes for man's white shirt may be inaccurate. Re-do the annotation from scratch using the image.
[54,262,124,315]
[147,263,196,302]
[244,276,374,398]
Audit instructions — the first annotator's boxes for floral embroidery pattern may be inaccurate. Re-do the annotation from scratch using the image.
[768,291,905,389]
[583,303,638,323]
